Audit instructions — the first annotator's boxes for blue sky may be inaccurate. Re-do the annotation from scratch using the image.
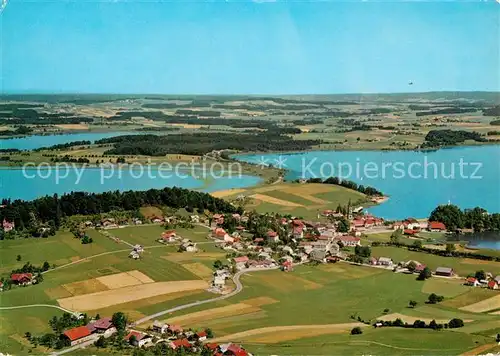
[1,1,498,94]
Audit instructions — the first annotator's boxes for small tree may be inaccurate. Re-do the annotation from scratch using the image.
[475,270,486,281]
[428,293,444,304]
[42,261,50,271]
[448,318,464,329]
[496,333,500,343]
[445,244,456,253]
[412,240,423,249]
[429,319,438,330]
[24,332,32,340]
[213,260,223,270]
[390,230,402,244]
[112,312,127,332]
[205,328,214,338]
[407,261,417,273]
[16,255,21,262]
[94,336,107,348]
[383,308,390,314]
[128,334,137,346]
[409,300,418,308]
[351,327,363,335]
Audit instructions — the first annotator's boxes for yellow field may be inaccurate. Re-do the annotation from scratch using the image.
[62,279,109,296]
[90,289,205,320]
[280,184,334,195]
[96,270,154,289]
[182,263,214,278]
[163,303,261,326]
[239,297,279,307]
[162,252,225,262]
[211,188,247,198]
[44,286,73,299]
[210,323,366,343]
[460,294,500,313]
[54,124,89,130]
[249,194,303,207]
[58,280,208,311]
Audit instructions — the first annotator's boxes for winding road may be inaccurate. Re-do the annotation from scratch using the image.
[131,265,279,326]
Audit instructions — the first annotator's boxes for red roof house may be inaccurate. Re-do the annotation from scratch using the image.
[170,338,191,350]
[488,280,499,290]
[63,326,92,345]
[428,221,446,231]
[233,256,249,264]
[11,273,33,284]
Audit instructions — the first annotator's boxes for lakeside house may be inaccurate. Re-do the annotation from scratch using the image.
[428,221,446,232]
[161,230,177,243]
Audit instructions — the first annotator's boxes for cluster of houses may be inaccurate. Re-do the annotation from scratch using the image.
[63,317,117,346]
[465,274,500,290]
[158,230,198,252]
[392,218,447,236]
[62,317,252,355]
[129,244,144,260]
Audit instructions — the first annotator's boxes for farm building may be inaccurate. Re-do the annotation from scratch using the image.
[125,331,152,347]
[153,320,168,334]
[87,317,116,337]
[435,267,454,277]
[63,326,94,346]
[377,257,393,266]
[428,221,446,232]
[335,236,361,247]
[170,338,192,350]
[267,230,279,242]
[465,277,480,287]
[488,280,499,290]
[233,256,249,269]
[11,273,33,285]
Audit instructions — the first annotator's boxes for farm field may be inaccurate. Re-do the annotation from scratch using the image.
[3,214,500,354]
[213,182,368,219]
[244,328,491,355]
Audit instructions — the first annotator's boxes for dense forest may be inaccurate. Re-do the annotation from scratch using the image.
[0,187,238,237]
[429,205,500,232]
[483,105,500,116]
[422,130,486,148]
[96,132,320,156]
[300,177,383,196]
[34,140,91,151]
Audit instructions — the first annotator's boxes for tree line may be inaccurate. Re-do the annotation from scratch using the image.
[0,187,239,238]
[300,177,384,196]
[429,204,500,231]
[421,129,487,148]
[96,132,320,156]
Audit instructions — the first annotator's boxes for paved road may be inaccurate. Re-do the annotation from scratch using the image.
[131,266,279,326]
[50,336,99,356]
[0,304,78,315]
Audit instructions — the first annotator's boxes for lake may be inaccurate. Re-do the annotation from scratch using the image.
[0,167,261,201]
[236,145,500,219]
[448,231,500,250]
[0,132,137,150]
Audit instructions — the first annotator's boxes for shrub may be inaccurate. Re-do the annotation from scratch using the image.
[351,327,363,335]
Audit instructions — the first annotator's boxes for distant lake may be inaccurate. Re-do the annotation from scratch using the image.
[0,132,137,150]
[236,145,500,219]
